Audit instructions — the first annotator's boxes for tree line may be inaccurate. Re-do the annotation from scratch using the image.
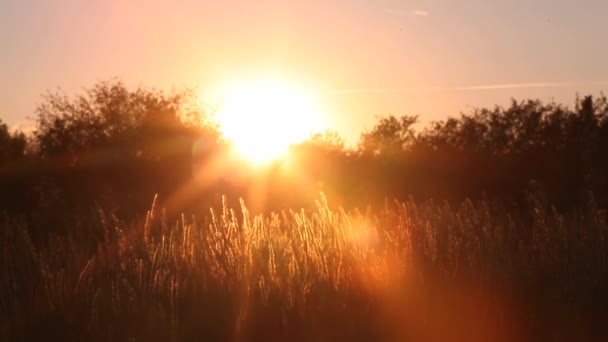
[292,92,608,209]
[1,80,607,234]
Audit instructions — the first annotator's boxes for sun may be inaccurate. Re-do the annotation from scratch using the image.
[215,78,326,163]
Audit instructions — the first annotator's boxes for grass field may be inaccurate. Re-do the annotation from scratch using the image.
[1,194,607,341]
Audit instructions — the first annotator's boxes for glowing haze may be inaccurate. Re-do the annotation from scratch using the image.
[2,0,608,144]
[216,77,326,162]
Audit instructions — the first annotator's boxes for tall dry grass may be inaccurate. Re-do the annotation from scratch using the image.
[1,194,607,341]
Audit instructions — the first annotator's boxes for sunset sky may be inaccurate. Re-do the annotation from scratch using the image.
[2,0,608,143]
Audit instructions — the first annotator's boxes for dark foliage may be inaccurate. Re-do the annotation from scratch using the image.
[290,95,608,209]
[2,81,223,234]
[2,82,608,225]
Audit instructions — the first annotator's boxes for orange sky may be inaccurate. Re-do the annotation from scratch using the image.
[2,0,608,143]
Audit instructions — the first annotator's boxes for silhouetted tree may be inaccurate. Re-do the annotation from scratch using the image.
[295,130,346,154]
[358,115,417,156]
[0,119,29,213]
[30,80,220,217]
[0,119,26,164]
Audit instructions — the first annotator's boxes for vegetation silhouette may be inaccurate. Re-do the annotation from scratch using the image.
[1,80,608,340]
[2,80,608,218]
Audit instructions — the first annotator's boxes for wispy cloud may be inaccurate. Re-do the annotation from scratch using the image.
[412,10,430,17]
[457,82,575,90]
[329,81,608,94]
[330,87,439,94]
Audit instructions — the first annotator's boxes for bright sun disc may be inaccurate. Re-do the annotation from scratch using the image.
[216,78,326,163]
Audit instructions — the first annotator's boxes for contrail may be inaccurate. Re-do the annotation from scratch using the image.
[329,87,441,94]
[328,80,608,94]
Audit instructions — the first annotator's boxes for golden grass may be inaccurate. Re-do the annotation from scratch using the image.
[1,194,607,341]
